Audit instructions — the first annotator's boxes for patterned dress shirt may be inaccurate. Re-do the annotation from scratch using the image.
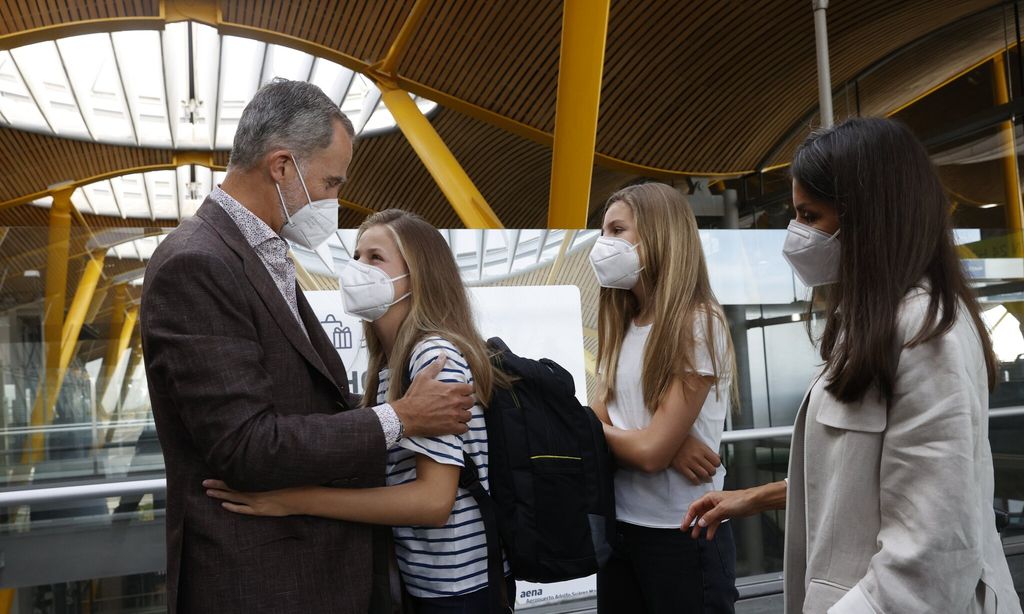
[212,186,402,448]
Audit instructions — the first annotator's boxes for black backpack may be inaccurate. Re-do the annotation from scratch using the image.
[480,336,615,584]
[402,337,615,611]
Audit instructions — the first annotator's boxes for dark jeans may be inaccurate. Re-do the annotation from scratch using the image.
[410,576,516,614]
[597,521,738,614]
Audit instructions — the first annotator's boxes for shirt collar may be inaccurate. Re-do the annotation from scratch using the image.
[211,186,281,250]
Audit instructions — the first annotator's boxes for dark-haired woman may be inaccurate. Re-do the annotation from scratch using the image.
[683,117,1022,614]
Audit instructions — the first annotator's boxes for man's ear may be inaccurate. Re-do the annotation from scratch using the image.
[266,150,292,184]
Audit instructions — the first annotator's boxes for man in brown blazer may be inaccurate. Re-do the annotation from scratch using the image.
[141,79,474,613]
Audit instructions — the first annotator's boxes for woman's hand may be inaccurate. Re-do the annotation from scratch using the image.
[670,435,721,485]
[203,479,301,517]
[682,489,757,539]
[682,480,787,539]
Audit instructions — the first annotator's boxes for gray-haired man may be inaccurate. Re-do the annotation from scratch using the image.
[141,79,474,613]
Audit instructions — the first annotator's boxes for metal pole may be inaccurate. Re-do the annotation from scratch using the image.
[723,188,740,229]
[812,0,834,128]
[721,188,765,574]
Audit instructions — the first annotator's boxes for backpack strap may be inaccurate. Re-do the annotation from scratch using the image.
[459,453,511,613]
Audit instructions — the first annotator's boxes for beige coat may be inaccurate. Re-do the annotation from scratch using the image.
[784,288,1022,614]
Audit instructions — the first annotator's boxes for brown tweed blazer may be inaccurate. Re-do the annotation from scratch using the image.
[142,197,386,613]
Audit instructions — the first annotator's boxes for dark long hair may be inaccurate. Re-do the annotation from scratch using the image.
[791,117,996,403]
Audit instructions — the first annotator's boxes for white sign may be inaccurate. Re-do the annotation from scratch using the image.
[306,286,597,608]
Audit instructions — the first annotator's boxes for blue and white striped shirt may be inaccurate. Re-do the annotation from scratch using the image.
[380,336,507,598]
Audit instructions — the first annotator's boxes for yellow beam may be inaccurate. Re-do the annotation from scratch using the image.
[1004,302,1024,324]
[291,252,319,290]
[0,588,13,614]
[60,251,107,354]
[101,332,144,447]
[85,284,112,325]
[377,0,431,75]
[162,0,220,25]
[27,190,73,450]
[378,84,503,228]
[547,0,611,229]
[7,228,166,272]
[96,285,130,421]
[888,41,1024,118]
[221,18,731,179]
[0,12,739,180]
[546,230,577,284]
[340,198,376,217]
[118,307,140,375]
[173,151,219,167]
[583,348,596,375]
[0,17,161,50]
[23,246,106,464]
[0,155,225,212]
[992,55,1024,258]
[767,42,1024,175]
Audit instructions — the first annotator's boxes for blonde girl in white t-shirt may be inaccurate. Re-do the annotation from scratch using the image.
[589,182,739,613]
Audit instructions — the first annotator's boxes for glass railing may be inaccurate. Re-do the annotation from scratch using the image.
[2,226,1023,610]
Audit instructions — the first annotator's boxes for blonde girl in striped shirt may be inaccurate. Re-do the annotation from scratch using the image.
[205,209,513,611]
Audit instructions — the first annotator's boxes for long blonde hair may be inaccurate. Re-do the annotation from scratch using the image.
[596,182,737,413]
[358,209,506,407]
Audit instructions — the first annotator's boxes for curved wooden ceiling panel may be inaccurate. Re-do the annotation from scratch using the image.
[0,0,1011,220]
[0,0,159,35]
[342,105,637,229]
[0,126,229,207]
[371,0,997,173]
[221,0,417,65]
[0,110,635,231]
[762,3,1011,169]
[592,0,998,172]
[0,128,169,201]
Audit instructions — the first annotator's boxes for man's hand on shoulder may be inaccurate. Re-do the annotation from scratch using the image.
[390,355,475,438]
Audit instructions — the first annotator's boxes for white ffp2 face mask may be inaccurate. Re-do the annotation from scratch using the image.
[275,155,340,250]
[340,259,410,322]
[589,236,644,290]
[782,220,840,287]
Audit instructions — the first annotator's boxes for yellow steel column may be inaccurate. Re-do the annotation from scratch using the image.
[0,589,13,614]
[22,190,73,464]
[547,0,611,229]
[378,84,503,228]
[23,248,106,464]
[114,308,140,409]
[290,252,320,290]
[993,54,1024,257]
[546,230,577,284]
[60,250,107,355]
[101,332,143,447]
[377,0,431,75]
[96,285,130,421]
[85,283,112,325]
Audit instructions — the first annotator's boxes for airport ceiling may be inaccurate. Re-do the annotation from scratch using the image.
[0,0,1010,231]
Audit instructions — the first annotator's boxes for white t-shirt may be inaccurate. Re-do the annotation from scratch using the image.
[607,312,731,529]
